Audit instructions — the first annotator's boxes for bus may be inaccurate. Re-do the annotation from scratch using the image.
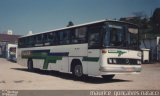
[6,44,17,62]
[17,20,142,80]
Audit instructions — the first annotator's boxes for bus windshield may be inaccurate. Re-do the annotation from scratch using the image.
[127,27,138,49]
[103,23,139,49]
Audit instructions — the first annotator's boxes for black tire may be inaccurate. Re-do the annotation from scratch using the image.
[27,59,34,71]
[102,75,115,80]
[73,64,83,78]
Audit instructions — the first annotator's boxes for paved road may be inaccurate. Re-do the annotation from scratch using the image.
[0,58,160,90]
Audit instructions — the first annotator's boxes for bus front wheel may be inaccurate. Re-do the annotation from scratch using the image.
[102,75,115,80]
[73,64,83,78]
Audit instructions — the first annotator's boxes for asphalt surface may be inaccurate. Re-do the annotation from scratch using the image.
[0,58,160,90]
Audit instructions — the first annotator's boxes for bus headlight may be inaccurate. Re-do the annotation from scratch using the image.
[113,59,117,64]
[108,58,113,64]
[137,52,142,57]
[137,60,141,64]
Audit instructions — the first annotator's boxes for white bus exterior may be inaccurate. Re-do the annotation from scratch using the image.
[6,44,17,62]
[17,20,141,79]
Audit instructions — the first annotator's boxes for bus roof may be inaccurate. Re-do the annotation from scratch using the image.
[19,19,138,38]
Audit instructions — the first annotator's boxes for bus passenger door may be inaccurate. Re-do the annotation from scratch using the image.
[87,25,102,76]
[87,49,101,76]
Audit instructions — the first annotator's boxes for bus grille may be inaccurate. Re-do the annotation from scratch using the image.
[108,58,141,65]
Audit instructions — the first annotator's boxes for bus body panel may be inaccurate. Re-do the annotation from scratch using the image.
[33,59,44,69]
[87,49,101,76]
[6,44,17,62]
[99,49,141,75]
[17,44,88,73]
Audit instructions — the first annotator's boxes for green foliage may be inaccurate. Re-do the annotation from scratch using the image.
[67,21,74,27]
[151,8,160,34]
[120,8,160,39]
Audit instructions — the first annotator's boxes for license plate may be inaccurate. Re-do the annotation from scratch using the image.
[126,67,134,71]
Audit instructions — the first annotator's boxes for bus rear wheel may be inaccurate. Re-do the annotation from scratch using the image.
[102,75,115,80]
[27,59,34,71]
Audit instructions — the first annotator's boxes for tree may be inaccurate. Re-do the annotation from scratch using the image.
[151,8,160,34]
[67,21,74,27]
[119,15,149,29]
[119,11,152,40]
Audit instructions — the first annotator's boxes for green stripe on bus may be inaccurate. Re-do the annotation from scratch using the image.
[43,56,62,69]
[82,57,99,62]
[22,54,99,69]
[22,54,62,69]
[108,50,126,56]
[22,53,48,59]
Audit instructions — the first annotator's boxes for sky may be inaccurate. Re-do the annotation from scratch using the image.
[0,0,159,35]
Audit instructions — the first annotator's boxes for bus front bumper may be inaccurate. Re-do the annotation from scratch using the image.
[99,66,141,73]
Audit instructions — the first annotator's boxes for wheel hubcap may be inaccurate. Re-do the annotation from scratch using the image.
[74,65,82,77]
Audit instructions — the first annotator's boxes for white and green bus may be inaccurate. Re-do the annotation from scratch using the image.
[17,20,141,79]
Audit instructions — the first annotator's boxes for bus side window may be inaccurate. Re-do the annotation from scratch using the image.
[18,39,21,48]
[48,32,53,41]
[43,33,48,42]
[47,32,55,45]
[71,27,87,44]
[42,33,50,46]
[24,37,29,47]
[30,36,37,47]
[36,34,42,43]
[21,38,26,47]
[59,30,70,45]
[18,38,23,48]
[71,29,78,43]
[88,25,102,49]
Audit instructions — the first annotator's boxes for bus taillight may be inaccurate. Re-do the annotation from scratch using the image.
[102,50,107,54]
